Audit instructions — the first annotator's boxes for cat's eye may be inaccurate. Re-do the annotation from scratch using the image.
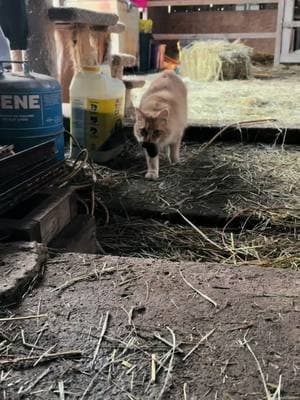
[153,130,160,138]
[141,129,148,136]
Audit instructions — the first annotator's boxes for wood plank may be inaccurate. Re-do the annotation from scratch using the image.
[108,22,125,33]
[37,189,75,244]
[123,78,145,89]
[116,2,139,58]
[153,32,277,40]
[48,7,118,27]
[186,120,300,134]
[274,0,284,65]
[148,0,279,6]
[283,21,300,28]
[0,188,78,244]
[280,0,295,57]
[279,51,300,62]
[124,118,300,132]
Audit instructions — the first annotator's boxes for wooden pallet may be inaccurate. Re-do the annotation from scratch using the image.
[0,187,77,244]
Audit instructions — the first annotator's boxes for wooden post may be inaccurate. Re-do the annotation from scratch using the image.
[274,0,285,65]
[280,0,295,59]
[55,26,75,102]
[26,0,58,77]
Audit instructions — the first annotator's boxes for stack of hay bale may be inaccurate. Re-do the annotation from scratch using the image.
[179,40,253,81]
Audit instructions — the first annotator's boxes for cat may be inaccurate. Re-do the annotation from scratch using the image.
[134,70,187,180]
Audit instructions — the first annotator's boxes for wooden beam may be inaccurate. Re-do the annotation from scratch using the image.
[283,21,300,28]
[281,0,295,57]
[48,7,118,27]
[148,0,279,6]
[280,51,300,62]
[153,32,277,40]
[108,22,126,34]
[274,0,284,65]
[26,0,58,78]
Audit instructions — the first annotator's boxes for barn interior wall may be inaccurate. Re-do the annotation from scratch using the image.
[148,8,277,54]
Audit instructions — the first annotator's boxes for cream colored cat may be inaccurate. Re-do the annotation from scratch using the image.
[134,70,187,180]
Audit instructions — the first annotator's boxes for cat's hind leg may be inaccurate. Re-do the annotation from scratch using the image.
[165,145,172,164]
[170,137,181,164]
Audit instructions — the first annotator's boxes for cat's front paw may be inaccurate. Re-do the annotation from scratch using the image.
[145,171,159,180]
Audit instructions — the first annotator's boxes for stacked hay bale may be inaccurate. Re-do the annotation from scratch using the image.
[179,40,253,81]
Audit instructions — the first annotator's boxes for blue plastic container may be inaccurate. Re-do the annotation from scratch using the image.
[0,62,64,160]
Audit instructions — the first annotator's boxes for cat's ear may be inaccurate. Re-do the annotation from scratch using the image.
[156,108,169,121]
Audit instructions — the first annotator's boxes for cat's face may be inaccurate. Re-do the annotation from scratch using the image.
[134,108,169,145]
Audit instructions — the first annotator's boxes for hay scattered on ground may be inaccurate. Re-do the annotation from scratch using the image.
[93,142,299,270]
[0,306,186,400]
[98,216,299,270]
[131,72,300,128]
[64,140,299,270]
[201,144,300,229]
[179,40,252,81]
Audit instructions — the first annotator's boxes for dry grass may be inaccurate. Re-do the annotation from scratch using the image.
[97,216,299,270]
[93,143,299,270]
[0,302,205,400]
[131,71,300,128]
[210,144,300,229]
[63,137,299,271]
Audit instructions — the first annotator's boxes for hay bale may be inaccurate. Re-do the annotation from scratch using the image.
[179,40,253,81]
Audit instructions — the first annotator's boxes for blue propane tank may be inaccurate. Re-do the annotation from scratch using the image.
[0,61,64,160]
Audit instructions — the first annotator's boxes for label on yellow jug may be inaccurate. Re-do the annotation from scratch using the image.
[85,97,123,151]
[71,96,124,153]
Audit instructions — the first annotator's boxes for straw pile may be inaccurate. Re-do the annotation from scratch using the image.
[179,40,253,81]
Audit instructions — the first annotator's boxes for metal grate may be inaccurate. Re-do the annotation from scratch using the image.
[0,140,65,216]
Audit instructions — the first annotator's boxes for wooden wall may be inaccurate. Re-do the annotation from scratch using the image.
[148,7,278,54]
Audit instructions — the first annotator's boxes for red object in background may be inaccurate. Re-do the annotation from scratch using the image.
[131,0,148,8]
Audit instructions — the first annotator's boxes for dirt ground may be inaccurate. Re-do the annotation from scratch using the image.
[0,253,299,400]
[1,138,299,398]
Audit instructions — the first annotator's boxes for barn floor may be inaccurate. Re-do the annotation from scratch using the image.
[94,140,299,268]
[1,253,299,399]
[130,65,300,129]
[1,139,299,398]
[1,67,300,398]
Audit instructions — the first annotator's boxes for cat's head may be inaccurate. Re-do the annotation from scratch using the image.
[134,108,169,144]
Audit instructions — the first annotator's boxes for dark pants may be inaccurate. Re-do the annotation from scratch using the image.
[0,0,28,50]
